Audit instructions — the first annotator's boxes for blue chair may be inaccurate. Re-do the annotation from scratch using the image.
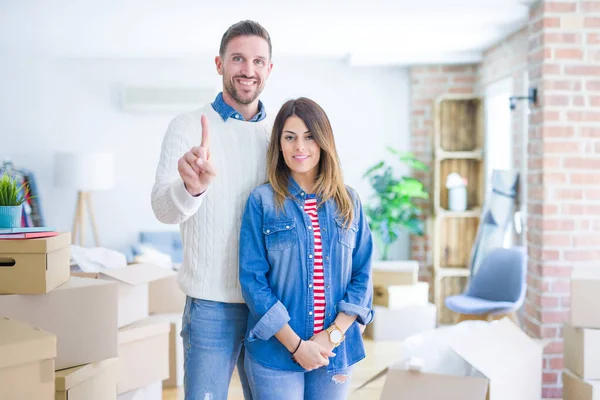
[445,246,527,323]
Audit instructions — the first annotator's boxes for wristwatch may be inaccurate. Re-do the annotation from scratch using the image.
[326,323,345,347]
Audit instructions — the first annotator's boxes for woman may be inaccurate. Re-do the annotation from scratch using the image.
[239,97,374,399]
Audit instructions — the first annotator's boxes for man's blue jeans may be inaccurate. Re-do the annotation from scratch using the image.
[244,352,353,400]
[181,296,252,400]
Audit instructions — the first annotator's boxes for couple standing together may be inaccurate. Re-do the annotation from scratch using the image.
[151,20,374,400]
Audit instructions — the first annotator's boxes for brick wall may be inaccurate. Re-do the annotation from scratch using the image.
[527,1,600,397]
[409,65,478,281]
[409,1,600,397]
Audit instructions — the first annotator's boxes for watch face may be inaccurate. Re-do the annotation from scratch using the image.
[330,329,343,343]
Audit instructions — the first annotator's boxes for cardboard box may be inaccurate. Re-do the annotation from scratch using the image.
[563,368,600,400]
[361,318,544,400]
[364,303,437,341]
[55,358,117,400]
[373,282,430,308]
[148,314,183,387]
[118,381,162,400]
[564,323,600,380]
[149,273,185,314]
[117,318,170,394]
[0,276,118,370]
[372,260,419,287]
[571,267,600,328]
[0,232,71,294]
[73,263,174,327]
[0,317,57,400]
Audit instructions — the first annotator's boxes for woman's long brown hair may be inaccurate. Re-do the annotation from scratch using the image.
[267,97,354,226]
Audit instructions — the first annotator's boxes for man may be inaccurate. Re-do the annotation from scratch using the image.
[151,20,273,400]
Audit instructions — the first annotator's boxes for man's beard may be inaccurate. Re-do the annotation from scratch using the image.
[224,75,263,105]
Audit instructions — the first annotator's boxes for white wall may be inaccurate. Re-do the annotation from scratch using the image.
[0,53,410,258]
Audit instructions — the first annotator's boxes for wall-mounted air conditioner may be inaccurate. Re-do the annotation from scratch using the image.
[120,86,217,113]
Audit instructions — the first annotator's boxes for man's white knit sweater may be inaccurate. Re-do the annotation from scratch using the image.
[151,104,271,303]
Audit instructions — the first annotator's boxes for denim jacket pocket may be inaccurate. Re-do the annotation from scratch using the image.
[335,217,358,249]
[263,219,297,251]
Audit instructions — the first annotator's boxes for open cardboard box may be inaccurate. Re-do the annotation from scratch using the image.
[0,317,57,400]
[0,276,118,370]
[357,318,545,400]
[55,358,118,400]
[72,263,175,327]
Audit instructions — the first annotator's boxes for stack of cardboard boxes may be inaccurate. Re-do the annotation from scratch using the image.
[562,267,600,398]
[0,232,184,399]
[365,260,437,341]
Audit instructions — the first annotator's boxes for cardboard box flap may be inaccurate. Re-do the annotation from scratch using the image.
[118,318,171,345]
[572,266,600,280]
[99,263,175,286]
[0,317,56,369]
[0,232,71,254]
[449,318,543,399]
[381,368,489,400]
[61,275,118,291]
[55,357,117,391]
[372,260,418,272]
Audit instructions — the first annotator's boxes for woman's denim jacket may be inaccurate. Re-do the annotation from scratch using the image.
[239,178,374,373]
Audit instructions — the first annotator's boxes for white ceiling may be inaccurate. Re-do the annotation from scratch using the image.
[0,0,531,66]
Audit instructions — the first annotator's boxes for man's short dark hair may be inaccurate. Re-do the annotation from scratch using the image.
[219,20,272,60]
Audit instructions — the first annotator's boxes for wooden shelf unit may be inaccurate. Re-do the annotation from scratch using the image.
[432,95,485,325]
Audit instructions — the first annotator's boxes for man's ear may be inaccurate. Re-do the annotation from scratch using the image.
[215,56,223,75]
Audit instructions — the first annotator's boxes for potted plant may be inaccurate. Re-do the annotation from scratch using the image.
[0,172,29,228]
[363,147,429,261]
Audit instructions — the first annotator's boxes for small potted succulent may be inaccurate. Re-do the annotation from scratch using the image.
[0,173,28,228]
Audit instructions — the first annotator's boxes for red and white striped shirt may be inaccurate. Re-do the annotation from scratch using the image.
[304,195,326,334]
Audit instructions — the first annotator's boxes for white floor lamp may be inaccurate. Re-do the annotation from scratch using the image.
[54,152,115,247]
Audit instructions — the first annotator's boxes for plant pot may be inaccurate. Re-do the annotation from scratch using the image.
[0,204,23,228]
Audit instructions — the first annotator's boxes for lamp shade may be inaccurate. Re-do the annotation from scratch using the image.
[54,152,115,191]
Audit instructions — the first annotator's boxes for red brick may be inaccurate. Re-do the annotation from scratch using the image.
[452,76,476,84]
[588,33,600,45]
[542,234,572,246]
[448,87,473,94]
[591,96,600,107]
[565,250,600,262]
[442,65,475,73]
[543,141,580,153]
[585,189,600,200]
[587,81,600,91]
[541,266,572,277]
[534,17,561,31]
[424,77,448,84]
[545,79,582,91]
[582,2,600,12]
[564,157,600,169]
[550,280,570,293]
[582,127,600,137]
[572,173,600,185]
[542,387,563,398]
[566,204,600,216]
[543,64,562,75]
[543,2,577,12]
[574,234,600,247]
[545,172,568,184]
[566,66,600,76]
[549,357,564,370]
[544,33,581,44]
[568,111,600,122]
[543,94,570,106]
[542,371,560,385]
[554,188,584,199]
[573,96,585,106]
[540,310,569,324]
[585,17,600,28]
[555,48,584,60]
[541,296,560,307]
